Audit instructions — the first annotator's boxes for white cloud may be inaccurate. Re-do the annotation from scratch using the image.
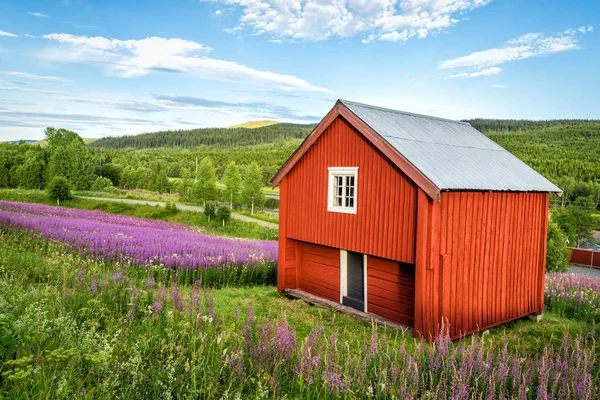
[28,12,50,18]
[0,30,18,37]
[24,34,36,38]
[1,71,70,82]
[492,84,507,89]
[0,86,68,95]
[208,0,492,42]
[439,26,592,77]
[449,66,501,78]
[215,9,222,16]
[440,27,591,70]
[41,33,332,92]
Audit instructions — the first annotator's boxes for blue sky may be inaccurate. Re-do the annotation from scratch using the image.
[0,0,597,141]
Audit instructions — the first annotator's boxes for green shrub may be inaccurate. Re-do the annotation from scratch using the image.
[546,220,571,272]
[47,176,73,205]
[90,176,115,192]
[204,202,216,221]
[164,201,179,215]
[216,205,231,226]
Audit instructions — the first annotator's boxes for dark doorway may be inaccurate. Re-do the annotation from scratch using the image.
[342,251,364,311]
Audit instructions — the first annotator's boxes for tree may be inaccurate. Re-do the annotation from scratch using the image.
[556,176,576,207]
[193,157,217,206]
[97,162,121,186]
[47,176,73,205]
[45,128,96,190]
[242,162,266,215]
[178,167,193,202]
[546,221,570,272]
[222,161,242,209]
[90,176,114,192]
[553,197,596,248]
[204,202,216,222]
[14,155,45,189]
[216,205,231,227]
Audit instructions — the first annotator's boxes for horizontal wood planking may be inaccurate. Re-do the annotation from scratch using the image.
[367,255,415,327]
[285,116,418,264]
[299,242,340,302]
[421,191,549,339]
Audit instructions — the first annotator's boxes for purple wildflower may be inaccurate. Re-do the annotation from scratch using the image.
[152,301,163,314]
[145,277,155,289]
[89,274,98,294]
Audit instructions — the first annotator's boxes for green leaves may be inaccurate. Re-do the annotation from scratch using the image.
[193,157,217,205]
[46,176,73,204]
[223,161,242,208]
[45,128,96,190]
[242,162,265,215]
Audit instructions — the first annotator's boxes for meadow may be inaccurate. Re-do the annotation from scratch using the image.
[0,189,278,241]
[0,200,599,398]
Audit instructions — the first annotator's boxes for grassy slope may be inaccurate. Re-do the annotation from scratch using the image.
[228,120,279,129]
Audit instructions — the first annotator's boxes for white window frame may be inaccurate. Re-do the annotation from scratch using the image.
[340,250,368,313]
[327,167,358,214]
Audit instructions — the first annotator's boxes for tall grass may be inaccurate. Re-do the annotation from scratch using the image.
[1,228,599,398]
[545,272,600,323]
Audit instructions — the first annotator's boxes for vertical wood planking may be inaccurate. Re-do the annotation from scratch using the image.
[433,191,549,338]
[277,177,289,292]
[286,116,417,264]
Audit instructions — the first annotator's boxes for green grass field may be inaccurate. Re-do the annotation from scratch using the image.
[0,226,598,398]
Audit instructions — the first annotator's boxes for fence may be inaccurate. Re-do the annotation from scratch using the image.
[569,248,600,268]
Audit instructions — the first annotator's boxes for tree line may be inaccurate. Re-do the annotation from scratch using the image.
[0,128,270,214]
[89,123,315,149]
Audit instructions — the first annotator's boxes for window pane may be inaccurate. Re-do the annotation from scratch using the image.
[348,197,354,208]
[347,176,354,188]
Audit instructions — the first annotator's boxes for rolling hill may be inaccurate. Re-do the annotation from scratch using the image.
[228,120,279,129]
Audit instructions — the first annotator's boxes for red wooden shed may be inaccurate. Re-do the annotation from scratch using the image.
[272,100,561,339]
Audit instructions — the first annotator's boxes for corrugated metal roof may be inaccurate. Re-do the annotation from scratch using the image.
[341,100,561,192]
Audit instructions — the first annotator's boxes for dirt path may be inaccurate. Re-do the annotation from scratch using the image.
[77,196,279,229]
[567,266,600,278]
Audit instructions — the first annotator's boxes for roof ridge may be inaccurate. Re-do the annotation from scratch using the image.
[340,99,471,126]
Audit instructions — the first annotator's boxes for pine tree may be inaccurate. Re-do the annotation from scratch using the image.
[223,161,242,209]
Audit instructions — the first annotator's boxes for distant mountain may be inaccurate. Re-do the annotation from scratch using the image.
[5,139,38,144]
[228,120,280,129]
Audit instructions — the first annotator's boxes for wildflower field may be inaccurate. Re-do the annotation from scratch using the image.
[0,201,599,398]
[0,201,276,287]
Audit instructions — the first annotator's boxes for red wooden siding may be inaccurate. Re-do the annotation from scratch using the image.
[569,248,600,268]
[415,190,549,339]
[367,255,415,327]
[298,242,340,302]
[285,116,418,264]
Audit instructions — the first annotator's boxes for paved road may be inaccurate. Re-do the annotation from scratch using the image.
[567,266,600,278]
[78,196,279,229]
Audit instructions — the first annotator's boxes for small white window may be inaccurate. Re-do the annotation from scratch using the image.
[328,167,358,214]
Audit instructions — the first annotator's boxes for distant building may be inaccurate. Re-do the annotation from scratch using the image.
[272,100,561,339]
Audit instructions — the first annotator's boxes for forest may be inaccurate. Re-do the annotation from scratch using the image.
[1,119,599,212]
